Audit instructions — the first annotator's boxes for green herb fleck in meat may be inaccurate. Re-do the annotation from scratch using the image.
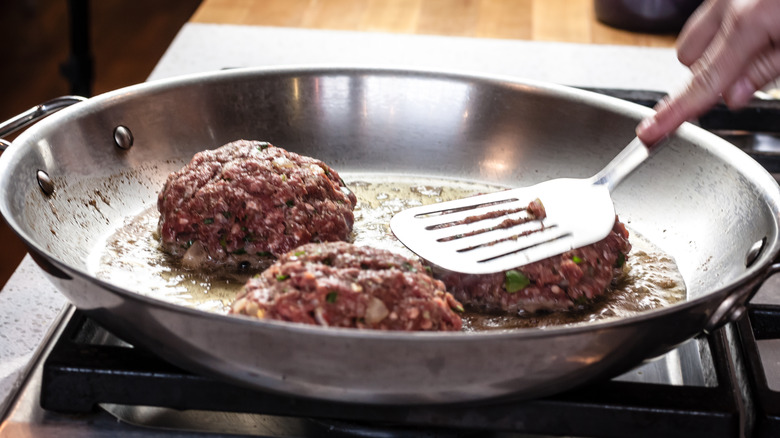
[256,251,272,257]
[572,255,583,264]
[232,248,247,255]
[203,218,214,225]
[615,252,626,268]
[504,270,530,293]
[222,211,232,219]
[286,200,295,207]
[294,250,306,257]
[276,274,290,281]
[326,292,338,303]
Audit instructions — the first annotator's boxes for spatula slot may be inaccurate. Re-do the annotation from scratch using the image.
[414,197,520,219]
[430,207,534,233]
[457,223,556,252]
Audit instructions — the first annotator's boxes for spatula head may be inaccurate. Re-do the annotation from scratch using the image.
[390,178,616,274]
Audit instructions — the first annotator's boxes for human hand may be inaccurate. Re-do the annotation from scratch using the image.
[636,0,780,145]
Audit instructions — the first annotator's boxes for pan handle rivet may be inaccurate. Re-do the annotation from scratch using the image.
[113,125,134,150]
[37,170,54,196]
[746,237,767,267]
[726,305,746,324]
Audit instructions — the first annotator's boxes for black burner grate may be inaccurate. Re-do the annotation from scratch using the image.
[40,310,743,438]
[737,304,780,438]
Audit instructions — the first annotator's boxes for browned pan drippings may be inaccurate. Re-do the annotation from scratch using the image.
[91,173,685,330]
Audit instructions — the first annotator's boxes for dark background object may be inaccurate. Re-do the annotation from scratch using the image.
[0,0,201,289]
[595,0,704,33]
[61,0,93,97]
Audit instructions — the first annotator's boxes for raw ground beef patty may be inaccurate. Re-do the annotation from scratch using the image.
[230,242,464,331]
[434,219,631,314]
[157,140,357,269]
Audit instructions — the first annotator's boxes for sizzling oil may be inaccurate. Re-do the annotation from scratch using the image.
[90,174,686,330]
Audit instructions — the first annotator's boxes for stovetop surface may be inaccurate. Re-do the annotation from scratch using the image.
[41,309,738,436]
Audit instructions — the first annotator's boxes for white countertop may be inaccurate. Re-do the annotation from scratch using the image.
[149,23,689,90]
[0,23,692,414]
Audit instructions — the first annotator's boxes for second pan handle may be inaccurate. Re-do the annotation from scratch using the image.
[0,96,87,151]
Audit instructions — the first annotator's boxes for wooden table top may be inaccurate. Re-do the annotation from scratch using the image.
[190,0,678,48]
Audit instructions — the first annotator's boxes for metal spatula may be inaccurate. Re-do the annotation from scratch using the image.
[390,137,666,274]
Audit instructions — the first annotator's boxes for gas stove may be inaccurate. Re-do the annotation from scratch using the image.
[5,311,752,437]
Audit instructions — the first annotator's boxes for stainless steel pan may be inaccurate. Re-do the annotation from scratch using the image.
[2,66,780,404]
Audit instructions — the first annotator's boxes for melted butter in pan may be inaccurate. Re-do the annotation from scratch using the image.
[91,175,685,329]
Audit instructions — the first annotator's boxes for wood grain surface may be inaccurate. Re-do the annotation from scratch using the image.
[191,0,678,47]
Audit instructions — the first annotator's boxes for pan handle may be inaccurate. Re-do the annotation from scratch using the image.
[704,261,780,333]
[0,96,87,151]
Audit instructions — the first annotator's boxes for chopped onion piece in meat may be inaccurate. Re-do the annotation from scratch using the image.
[364,296,390,324]
[182,241,209,269]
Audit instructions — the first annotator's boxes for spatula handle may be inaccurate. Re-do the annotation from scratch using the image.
[591,136,668,192]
